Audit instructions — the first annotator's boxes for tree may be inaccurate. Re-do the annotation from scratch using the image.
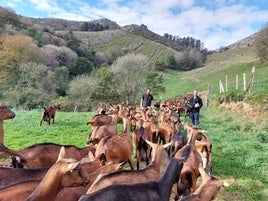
[0,33,43,92]
[256,24,268,61]
[166,54,177,69]
[91,67,121,106]
[40,45,77,71]
[67,75,95,111]
[72,57,94,76]
[81,22,89,31]
[153,60,165,71]
[2,62,58,109]
[111,53,151,104]
[145,72,165,97]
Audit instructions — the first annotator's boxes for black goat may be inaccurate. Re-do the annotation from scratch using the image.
[78,157,183,201]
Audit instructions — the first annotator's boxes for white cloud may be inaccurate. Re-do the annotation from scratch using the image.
[29,0,60,13]
[1,0,267,50]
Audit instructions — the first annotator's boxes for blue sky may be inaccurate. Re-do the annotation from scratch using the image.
[1,0,268,50]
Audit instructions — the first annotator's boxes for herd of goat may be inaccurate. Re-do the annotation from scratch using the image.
[0,96,234,201]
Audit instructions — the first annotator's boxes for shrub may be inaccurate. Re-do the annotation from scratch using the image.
[224,91,245,103]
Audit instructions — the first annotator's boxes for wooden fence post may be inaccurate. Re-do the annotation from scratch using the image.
[247,66,255,93]
[219,80,225,93]
[225,75,228,92]
[243,73,246,91]
[206,84,210,107]
[236,75,238,90]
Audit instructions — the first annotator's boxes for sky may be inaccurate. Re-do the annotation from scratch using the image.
[1,0,268,50]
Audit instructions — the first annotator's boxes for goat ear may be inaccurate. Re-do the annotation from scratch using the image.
[57,146,66,162]
[223,179,234,186]
[67,161,80,172]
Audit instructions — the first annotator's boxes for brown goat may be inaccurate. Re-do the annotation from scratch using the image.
[195,132,213,174]
[158,121,176,144]
[86,114,117,127]
[78,157,184,201]
[55,161,122,201]
[96,102,107,114]
[0,180,41,201]
[93,117,134,169]
[40,103,61,126]
[86,140,171,194]
[180,164,234,201]
[169,124,186,157]
[0,147,90,201]
[0,167,48,188]
[87,124,117,145]
[133,118,152,169]
[183,122,213,174]
[0,104,16,146]
[174,128,203,200]
[0,142,94,168]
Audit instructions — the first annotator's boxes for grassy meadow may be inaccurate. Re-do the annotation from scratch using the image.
[1,46,268,200]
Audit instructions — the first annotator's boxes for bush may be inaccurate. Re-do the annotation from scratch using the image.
[224,91,245,103]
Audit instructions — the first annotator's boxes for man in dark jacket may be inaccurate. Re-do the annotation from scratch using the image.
[141,88,154,108]
[189,90,203,126]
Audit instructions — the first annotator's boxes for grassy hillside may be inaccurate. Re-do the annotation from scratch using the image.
[69,30,181,65]
[158,45,267,100]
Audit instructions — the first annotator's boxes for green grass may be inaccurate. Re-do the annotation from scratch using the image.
[3,109,92,149]
[2,103,267,200]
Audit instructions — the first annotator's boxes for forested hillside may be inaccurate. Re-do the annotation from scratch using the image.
[0,6,267,112]
[0,6,206,111]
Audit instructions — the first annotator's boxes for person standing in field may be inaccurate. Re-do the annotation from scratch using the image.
[141,88,154,108]
[189,90,203,126]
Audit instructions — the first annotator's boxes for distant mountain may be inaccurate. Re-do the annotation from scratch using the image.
[226,32,258,50]
[20,17,121,31]
[0,6,263,69]
[19,16,184,51]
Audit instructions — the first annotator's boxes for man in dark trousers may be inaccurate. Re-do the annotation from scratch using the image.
[189,90,203,126]
[141,88,154,108]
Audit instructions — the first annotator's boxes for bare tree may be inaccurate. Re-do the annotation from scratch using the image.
[111,53,151,103]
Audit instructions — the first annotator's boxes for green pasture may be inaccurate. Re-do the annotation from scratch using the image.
[2,102,268,201]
